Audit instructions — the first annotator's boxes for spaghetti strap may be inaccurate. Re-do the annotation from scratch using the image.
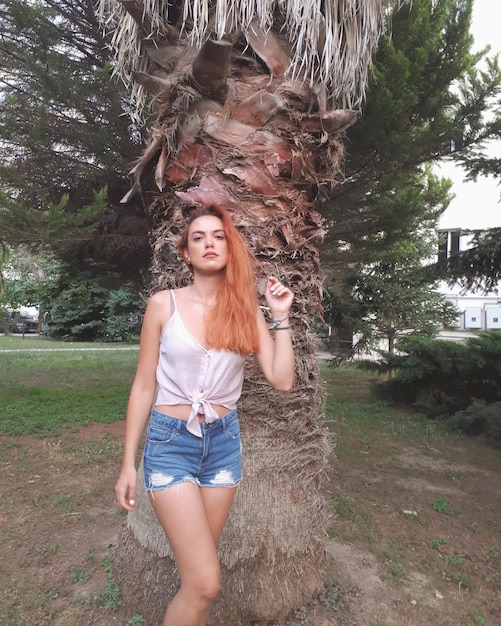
[169,289,177,314]
[159,290,176,334]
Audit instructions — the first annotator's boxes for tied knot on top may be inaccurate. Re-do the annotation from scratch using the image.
[188,395,220,437]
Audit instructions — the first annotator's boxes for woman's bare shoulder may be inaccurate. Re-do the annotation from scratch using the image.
[148,289,171,304]
[148,286,191,312]
[145,290,173,324]
[169,286,191,303]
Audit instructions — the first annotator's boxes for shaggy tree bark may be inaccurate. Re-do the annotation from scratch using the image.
[98,1,388,623]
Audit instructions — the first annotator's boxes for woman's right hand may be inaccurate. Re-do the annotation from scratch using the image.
[115,465,137,511]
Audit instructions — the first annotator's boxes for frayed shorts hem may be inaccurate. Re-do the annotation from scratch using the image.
[146,476,243,493]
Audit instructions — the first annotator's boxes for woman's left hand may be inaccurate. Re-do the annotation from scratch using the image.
[265,276,293,318]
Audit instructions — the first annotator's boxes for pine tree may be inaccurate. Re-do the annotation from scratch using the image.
[0,0,150,280]
[321,0,501,272]
[319,0,501,355]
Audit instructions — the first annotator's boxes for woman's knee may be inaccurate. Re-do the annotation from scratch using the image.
[198,568,221,602]
[201,575,221,602]
[183,566,221,604]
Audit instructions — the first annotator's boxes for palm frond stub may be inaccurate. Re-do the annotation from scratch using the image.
[98,0,394,119]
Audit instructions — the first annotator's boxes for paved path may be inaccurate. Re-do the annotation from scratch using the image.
[0,344,139,353]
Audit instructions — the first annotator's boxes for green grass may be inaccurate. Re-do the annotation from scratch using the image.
[429,537,448,550]
[321,362,465,585]
[0,336,138,436]
[0,343,439,440]
[322,363,501,609]
[1,351,499,623]
[321,363,447,455]
[0,335,138,350]
[430,496,461,516]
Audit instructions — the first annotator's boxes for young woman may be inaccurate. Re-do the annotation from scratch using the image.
[115,205,294,626]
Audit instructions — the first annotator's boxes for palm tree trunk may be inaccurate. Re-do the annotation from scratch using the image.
[98,1,387,622]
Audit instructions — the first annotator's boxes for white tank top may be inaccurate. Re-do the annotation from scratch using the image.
[155,291,246,437]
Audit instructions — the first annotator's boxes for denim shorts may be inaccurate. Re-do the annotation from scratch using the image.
[143,408,243,491]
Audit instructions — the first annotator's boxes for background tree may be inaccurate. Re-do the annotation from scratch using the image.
[97,0,391,622]
[349,258,460,355]
[435,227,501,293]
[46,271,144,340]
[0,0,150,281]
[0,245,59,332]
[318,0,501,356]
[322,0,501,271]
[326,165,459,355]
[3,1,499,344]
[0,244,12,333]
[0,244,145,340]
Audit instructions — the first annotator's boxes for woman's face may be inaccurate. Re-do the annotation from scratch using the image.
[185,215,228,273]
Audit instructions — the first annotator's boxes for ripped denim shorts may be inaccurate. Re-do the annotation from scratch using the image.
[143,408,243,491]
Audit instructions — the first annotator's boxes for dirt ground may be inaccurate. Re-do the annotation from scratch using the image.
[1,421,500,626]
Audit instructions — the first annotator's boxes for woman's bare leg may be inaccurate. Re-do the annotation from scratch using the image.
[149,482,237,626]
[199,485,237,544]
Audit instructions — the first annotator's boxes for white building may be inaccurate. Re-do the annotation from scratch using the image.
[437,228,501,333]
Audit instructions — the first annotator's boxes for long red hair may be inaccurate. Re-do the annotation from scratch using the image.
[177,206,260,355]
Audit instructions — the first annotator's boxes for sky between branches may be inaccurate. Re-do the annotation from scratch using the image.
[438,0,501,231]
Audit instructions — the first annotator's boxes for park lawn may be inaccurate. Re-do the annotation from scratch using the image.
[0,345,500,625]
[0,336,138,436]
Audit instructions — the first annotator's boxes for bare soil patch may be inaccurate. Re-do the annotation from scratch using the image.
[1,423,500,625]
[322,436,501,626]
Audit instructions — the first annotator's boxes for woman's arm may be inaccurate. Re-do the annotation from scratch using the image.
[115,291,168,511]
[254,277,295,391]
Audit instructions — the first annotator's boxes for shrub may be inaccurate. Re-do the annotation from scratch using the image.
[103,283,144,341]
[365,332,501,445]
[47,273,144,341]
[447,400,501,445]
[47,277,108,340]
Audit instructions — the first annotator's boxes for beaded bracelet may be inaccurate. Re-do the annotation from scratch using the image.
[270,314,289,329]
